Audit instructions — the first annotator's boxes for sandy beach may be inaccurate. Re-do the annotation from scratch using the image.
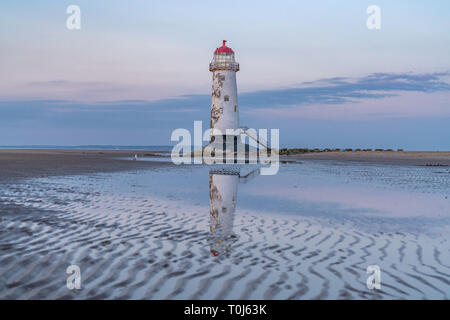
[0,149,449,299]
[0,149,171,181]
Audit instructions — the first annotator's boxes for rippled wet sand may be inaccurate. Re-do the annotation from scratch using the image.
[0,160,449,299]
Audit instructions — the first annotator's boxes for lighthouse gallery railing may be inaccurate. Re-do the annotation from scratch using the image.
[209,61,240,72]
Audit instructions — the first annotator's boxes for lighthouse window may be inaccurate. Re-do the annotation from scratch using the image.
[224,95,229,101]
[234,105,238,112]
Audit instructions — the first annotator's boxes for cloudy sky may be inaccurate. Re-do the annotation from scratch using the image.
[1,0,449,149]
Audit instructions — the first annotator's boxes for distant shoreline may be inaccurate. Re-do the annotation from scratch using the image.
[0,145,174,151]
[0,149,449,178]
[283,151,450,166]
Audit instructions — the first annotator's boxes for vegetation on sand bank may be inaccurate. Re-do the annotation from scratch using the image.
[279,148,404,155]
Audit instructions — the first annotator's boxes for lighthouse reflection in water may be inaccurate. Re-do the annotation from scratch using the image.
[209,168,258,257]
[209,169,239,257]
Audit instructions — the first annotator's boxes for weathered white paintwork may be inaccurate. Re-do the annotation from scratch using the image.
[209,41,240,137]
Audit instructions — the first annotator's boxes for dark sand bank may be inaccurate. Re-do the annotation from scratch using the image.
[284,151,450,166]
[0,149,172,182]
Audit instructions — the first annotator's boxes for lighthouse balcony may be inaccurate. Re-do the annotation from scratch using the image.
[209,61,240,72]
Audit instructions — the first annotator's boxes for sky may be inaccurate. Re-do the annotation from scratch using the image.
[0,0,449,150]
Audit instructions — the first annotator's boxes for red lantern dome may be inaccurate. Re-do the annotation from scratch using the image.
[214,40,234,54]
[210,40,239,72]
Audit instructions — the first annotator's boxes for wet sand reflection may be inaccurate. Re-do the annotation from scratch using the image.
[209,168,259,256]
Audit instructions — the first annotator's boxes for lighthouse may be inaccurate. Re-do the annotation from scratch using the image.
[194,40,267,162]
[209,40,240,150]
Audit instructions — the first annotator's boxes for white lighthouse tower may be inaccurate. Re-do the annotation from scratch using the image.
[195,40,267,161]
[209,40,240,150]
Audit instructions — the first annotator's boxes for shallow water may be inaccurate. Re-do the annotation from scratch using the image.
[0,160,449,299]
